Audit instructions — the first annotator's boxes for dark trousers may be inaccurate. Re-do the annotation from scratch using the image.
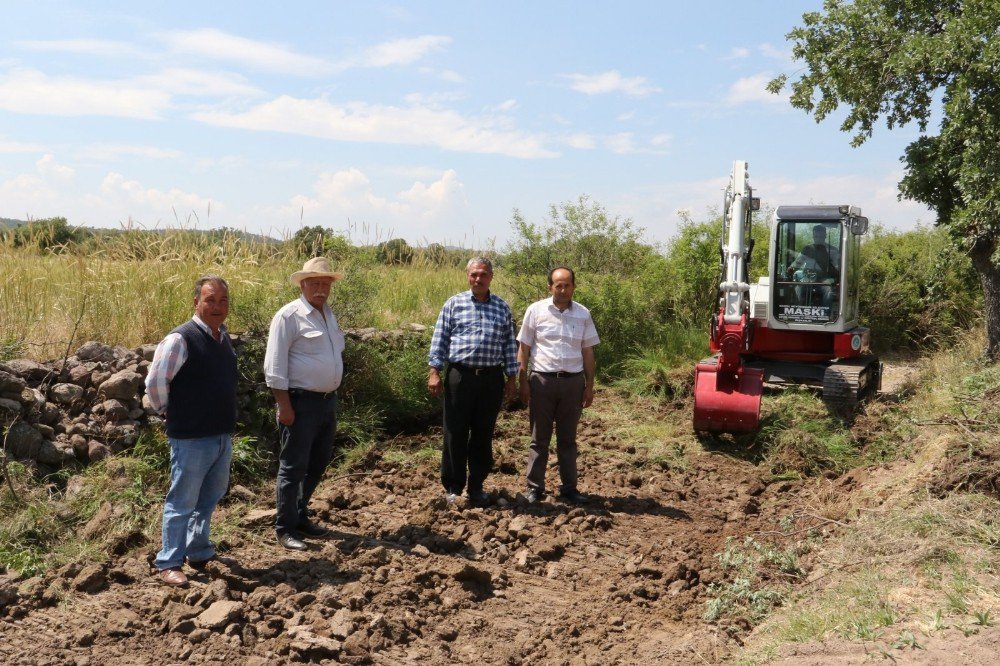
[276,393,337,536]
[526,373,585,493]
[441,365,504,494]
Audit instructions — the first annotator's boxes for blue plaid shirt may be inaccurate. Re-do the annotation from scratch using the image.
[429,290,518,376]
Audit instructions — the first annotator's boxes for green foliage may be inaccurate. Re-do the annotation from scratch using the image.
[501,195,657,300]
[289,226,354,260]
[660,210,771,327]
[376,238,414,265]
[705,536,805,624]
[339,334,438,433]
[860,225,980,351]
[2,217,84,252]
[613,326,704,398]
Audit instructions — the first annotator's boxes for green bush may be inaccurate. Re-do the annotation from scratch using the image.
[376,238,414,265]
[860,225,979,351]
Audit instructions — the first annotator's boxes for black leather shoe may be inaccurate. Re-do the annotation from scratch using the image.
[278,533,308,551]
[558,489,588,504]
[298,519,329,537]
[467,489,489,506]
[524,488,543,505]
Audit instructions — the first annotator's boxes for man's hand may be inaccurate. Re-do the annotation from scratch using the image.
[276,401,295,426]
[583,384,594,408]
[428,367,443,397]
[519,376,530,406]
[504,375,517,402]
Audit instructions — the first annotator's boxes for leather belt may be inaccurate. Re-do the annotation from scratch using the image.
[288,388,337,399]
[533,371,583,378]
[450,363,502,376]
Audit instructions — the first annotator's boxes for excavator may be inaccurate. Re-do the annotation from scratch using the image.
[693,161,881,433]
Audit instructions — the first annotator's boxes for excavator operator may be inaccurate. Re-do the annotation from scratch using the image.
[786,224,839,307]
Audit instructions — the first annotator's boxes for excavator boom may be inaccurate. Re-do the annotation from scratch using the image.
[692,161,763,432]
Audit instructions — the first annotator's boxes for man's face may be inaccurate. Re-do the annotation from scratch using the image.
[812,226,827,244]
[300,276,334,310]
[467,263,493,298]
[548,269,575,307]
[194,281,229,333]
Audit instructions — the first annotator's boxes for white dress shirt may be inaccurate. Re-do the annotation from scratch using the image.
[264,295,345,393]
[517,297,599,373]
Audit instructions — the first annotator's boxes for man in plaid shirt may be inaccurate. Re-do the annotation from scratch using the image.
[428,256,518,505]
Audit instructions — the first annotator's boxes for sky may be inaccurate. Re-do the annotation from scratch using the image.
[0,1,936,248]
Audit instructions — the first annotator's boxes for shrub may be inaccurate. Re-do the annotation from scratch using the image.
[376,238,414,265]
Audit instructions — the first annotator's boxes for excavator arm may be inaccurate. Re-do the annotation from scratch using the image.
[692,161,764,432]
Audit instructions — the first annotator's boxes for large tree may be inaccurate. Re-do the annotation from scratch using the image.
[769,0,1000,358]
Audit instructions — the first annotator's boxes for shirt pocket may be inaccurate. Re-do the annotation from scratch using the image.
[299,327,327,351]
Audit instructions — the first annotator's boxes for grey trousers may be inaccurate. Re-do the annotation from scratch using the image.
[526,373,585,493]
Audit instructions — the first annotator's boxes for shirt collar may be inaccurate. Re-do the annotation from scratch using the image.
[546,296,574,311]
[295,293,327,316]
[191,315,227,336]
[467,289,492,303]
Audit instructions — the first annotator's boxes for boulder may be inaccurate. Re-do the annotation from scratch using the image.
[1,359,49,380]
[36,439,70,466]
[196,600,243,630]
[75,341,115,363]
[88,441,111,463]
[99,399,129,422]
[4,423,42,460]
[50,383,85,405]
[66,364,92,387]
[0,370,26,395]
[98,370,143,401]
[0,397,22,414]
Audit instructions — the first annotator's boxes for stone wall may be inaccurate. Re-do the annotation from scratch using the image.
[0,325,428,470]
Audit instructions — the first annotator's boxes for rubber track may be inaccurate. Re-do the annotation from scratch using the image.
[822,355,880,408]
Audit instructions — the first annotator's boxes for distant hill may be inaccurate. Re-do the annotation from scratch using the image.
[0,217,26,229]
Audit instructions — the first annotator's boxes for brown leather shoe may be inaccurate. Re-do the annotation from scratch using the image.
[159,567,189,588]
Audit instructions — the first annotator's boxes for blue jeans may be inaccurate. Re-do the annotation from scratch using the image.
[155,434,233,570]
[276,393,337,536]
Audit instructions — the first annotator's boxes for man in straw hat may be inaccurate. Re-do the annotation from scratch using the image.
[264,257,345,551]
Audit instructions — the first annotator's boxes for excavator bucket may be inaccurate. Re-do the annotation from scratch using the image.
[692,360,764,432]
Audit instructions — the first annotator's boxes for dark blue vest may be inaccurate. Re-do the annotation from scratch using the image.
[165,320,238,439]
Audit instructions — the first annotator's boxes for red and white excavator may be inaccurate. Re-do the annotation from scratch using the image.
[693,160,881,433]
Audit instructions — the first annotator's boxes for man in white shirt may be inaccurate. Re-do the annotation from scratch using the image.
[517,267,599,504]
[264,257,345,551]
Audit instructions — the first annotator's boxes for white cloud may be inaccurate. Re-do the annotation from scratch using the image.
[161,29,331,76]
[566,133,596,150]
[193,96,558,159]
[565,70,661,97]
[492,99,518,112]
[357,35,451,67]
[77,144,183,161]
[759,43,791,61]
[37,154,75,182]
[0,68,170,118]
[97,172,218,223]
[0,155,75,219]
[724,47,751,60]
[650,133,672,148]
[14,39,145,59]
[605,132,637,154]
[273,167,468,238]
[726,73,786,105]
[0,136,45,153]
[438,69,465,83]
[617,110,636,122]
[135,68,262,97]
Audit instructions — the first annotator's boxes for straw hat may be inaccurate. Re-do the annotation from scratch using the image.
[289,257,343,286]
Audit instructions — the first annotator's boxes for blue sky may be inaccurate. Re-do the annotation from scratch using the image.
[0,1,934,247]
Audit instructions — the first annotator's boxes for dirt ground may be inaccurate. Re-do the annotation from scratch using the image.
[0,374,995,665]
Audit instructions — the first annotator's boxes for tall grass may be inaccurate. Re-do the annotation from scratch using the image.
[0,230,467,359]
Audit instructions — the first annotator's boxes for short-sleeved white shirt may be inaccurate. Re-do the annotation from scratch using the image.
[516,297,599,373]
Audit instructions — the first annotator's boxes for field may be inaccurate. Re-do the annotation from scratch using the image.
[0,216,997,664]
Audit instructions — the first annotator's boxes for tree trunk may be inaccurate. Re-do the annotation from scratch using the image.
[969,239,1000,361]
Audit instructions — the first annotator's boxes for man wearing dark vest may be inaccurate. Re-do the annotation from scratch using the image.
[145,275,237,587]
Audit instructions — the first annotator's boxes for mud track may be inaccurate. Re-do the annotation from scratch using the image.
[0,393,862,664]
